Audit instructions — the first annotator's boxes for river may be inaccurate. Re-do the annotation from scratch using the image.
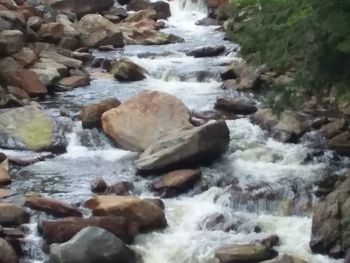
[8,0,344,262]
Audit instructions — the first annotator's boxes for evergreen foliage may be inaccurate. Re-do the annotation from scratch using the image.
[227,0,350,107]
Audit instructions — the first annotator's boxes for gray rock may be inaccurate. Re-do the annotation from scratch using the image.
[50,227,137,263]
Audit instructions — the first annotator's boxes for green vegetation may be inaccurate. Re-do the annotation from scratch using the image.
[226,0,350,109]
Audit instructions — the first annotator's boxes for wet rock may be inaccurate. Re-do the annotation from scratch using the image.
[0,30,24,56]
[0,105,67,152]
[310,174,350,258]
[49,227,137,263]
[187,45,225,58]
[1,150,54,166]
[41,216,138,244]
[199,213,236,232]
[320,118,347,139]
[152,169,201,197]
[260,235,279,248]
[85,195,167,231]
[106,181,132,196]
[27,16,43,31]
[6,70,47,97]
[25,196,82,218]
[215,244,278,263]
[220,79,240,90]
[102,90,192,152]
[135,120,230,172]
[192,110,225,121]
[208,0,228,9]
[0,238,18,263]
[46,0,114,18]
[90,177,107,193]
[11,47,36,67]
[126,0,150,11]
[76,14,124,48]
[254,109,306,143]
[215,98,257,115]
[328,131,350,156]
[0,203,29,226]
[143,198,165,210]
[0,153,10,185]
[80,98,120,129]
[110,58,146,81]
[310,117,329,130]
[151,1,171,20]
[57,76,90,90]
[195,17,220,26]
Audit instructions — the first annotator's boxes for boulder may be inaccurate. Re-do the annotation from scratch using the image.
[0,30,24,56]
[135,120,230,172]
[90,176,107,193]
[215,244,278,263]
[0,189,10,199]
[110,58,146,81]
[85,195,167,231]
[0,238,18,263]
[76,14,124,48]
[254,109,306,142]
[220,79,240,90]
[208,0,228,9]
[151,1,171,20]
[46,0,114,18]
[39,51,83,69]
[105,181,132,196]
[124,9,156,23]
[126,0,150,11]
[80,98,120,129]
[11,47,37,67]
[6,70,47,97]
[25,196,82,217]
[0,105,68,152]
[0,153,11,185]
[328,131,350,156]
[0,57,21,76]
[102,90,192,152]
[27,16,43,31]
[41,216,138,244]
[37,22,65,42]
[215,98,257,115]
[31,58,66,85]
[187,45,225,58]
[0,203,29,226]
[310,174,350,258]
[57,76,90,90]
[49,227,137,263]
[195,17,220,26]
[320,118,346,139]
[152,169,201,197]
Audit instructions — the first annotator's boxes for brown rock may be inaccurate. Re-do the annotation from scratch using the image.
[207,0,228,8]
[27,16,43,31]
[124,9,156,22]
[80,98,120,129]
[126,0,150,11]
[37,22,65,42]
[11,47,36,66]
[6,85,30,100]
[0,189,10,199]
[215,98,257,115]
[0,30,24,56]
[58,76,90,90]
[102,90,192,152]
[105,181,132,196]
[25,196,82,218]
[6,70,47,97]
[0,153,11,185]
[0,203,29,226]
[152,169,201,197]
[329,131,350,156]
[90,176,107,193]
[41,216,138,244]
[85,195,167,231]
[0,238,18,263]
[320,118,346,139]
[110,58,146,81]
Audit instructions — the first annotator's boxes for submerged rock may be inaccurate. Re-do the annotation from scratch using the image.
[41,216,138,244]
[25,196,82,218]
[85,195,167,231]
[102,90,192,152]
[152,169,201,197]
[0,105,68,152]
[49,227,137,263]
[110,58,146,81]
[215,244,278,263]
[135,120,230,172]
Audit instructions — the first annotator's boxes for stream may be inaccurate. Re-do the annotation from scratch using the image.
[6,0,346,262]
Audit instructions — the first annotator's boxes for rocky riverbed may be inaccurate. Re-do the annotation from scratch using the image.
[0,0,349,262]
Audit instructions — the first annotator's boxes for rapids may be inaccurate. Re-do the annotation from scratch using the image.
[6,0,344,262]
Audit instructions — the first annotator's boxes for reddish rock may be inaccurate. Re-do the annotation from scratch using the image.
[6,70,47,97]
[58,76,90,90]
[25,197,82,218]
[207,0,228,8]
[0,153,11,185]
[41,216,138,244]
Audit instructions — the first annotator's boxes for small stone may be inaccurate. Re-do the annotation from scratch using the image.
[90,177,107,193]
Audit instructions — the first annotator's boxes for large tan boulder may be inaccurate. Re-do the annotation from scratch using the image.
[85,195,167,231]
[135,120,230,172]
[102,90,192,152]
[0,153,10,185]
[76,14,124,48]
[0,203,29,225]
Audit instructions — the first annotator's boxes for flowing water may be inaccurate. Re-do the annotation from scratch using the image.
[5,0,346,262]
